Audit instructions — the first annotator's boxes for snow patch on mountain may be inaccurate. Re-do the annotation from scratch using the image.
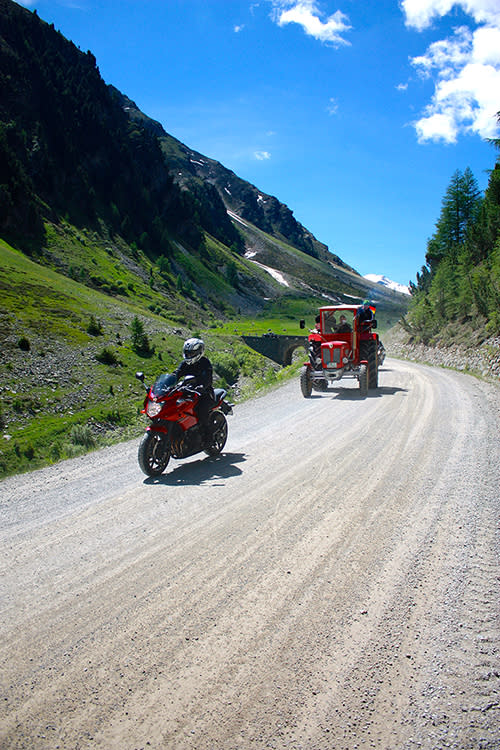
[245,254,290,287]
[364,274,410,296]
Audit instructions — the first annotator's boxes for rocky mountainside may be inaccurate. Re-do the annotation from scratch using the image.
[117,90,338,267]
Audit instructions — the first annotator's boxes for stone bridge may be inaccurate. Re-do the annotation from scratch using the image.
[242,334,308,366]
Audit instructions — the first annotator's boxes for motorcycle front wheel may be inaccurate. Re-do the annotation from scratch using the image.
[138,431,171,476]
[204,412,228,456]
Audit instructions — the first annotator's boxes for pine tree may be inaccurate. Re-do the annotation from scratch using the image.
[130,316,154,357]
[425,168,482,272]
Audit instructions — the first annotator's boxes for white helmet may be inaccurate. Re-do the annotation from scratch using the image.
[183,337,205,364]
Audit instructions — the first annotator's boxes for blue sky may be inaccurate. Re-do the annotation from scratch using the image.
[18,1,500,287]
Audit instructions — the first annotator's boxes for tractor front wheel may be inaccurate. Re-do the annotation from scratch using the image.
[300,365,313,398]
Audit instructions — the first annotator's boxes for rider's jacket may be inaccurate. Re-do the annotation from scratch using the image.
[174,356,214,397]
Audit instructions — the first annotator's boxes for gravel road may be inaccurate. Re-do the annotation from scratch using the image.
[1,358,499,750]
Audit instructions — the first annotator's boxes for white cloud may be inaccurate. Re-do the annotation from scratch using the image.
[403,1,500,142]
[271,1,351,46]
[415,111,460,143]
[254,151,271,160]
[472,25,500,64]
[411,26,472,78]
[402,0,500,31]
[234,24,245,33]
[327,97,339,115]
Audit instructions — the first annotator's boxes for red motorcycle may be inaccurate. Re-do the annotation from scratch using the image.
[135,371,233,476]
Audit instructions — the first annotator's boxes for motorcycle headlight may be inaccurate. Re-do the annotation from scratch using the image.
[146,400,162,418]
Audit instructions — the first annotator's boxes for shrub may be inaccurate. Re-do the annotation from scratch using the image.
[24,445,35,460]
[50,442,62,461]
[212,352,240,385]
[18,336,30,351]
[96,347,119,366]
[13,398,23,413]
[70,424,95,448]
[87,315,103,336]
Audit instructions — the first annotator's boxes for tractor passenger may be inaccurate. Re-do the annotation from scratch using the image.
[356,300,374,329]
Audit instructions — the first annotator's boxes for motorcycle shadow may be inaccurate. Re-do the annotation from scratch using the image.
[143,451,246,486]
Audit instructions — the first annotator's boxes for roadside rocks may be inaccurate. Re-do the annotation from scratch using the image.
[385,326,500,383]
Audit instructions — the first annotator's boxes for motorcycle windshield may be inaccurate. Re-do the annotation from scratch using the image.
[151,372,177,397]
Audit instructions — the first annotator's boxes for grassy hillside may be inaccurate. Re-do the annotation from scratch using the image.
[0,234,303,478]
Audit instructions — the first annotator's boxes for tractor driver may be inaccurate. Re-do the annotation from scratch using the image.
[336,314,352,333]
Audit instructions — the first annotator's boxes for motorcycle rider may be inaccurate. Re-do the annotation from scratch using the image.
[173,338,215,439]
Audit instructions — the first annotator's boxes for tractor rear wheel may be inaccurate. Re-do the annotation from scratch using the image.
[360,340,378,388]
[358,364,368,398]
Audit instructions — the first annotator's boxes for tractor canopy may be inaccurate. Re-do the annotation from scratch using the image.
[319,306,356,335]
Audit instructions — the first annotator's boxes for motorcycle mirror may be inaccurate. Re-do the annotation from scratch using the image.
[135,371,145,382]
[299,320,305,329]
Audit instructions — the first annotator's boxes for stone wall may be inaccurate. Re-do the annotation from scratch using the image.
[384,326,500,383]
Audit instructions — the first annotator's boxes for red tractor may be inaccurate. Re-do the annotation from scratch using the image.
[299,304,380,398]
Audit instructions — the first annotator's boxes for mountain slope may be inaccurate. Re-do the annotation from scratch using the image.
[0,0,408,319]
[112,90,407,312]
[117,90,338,266]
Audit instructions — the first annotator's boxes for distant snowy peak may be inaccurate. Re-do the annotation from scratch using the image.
[364,274,410,296]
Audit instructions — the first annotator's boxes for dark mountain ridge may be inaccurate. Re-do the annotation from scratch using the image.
[0,0,240,257]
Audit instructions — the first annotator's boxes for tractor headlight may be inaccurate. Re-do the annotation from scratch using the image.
[146,400,162,417]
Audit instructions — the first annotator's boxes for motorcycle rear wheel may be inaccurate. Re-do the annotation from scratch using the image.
[204,412,228,456]
[138,431,171,476]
